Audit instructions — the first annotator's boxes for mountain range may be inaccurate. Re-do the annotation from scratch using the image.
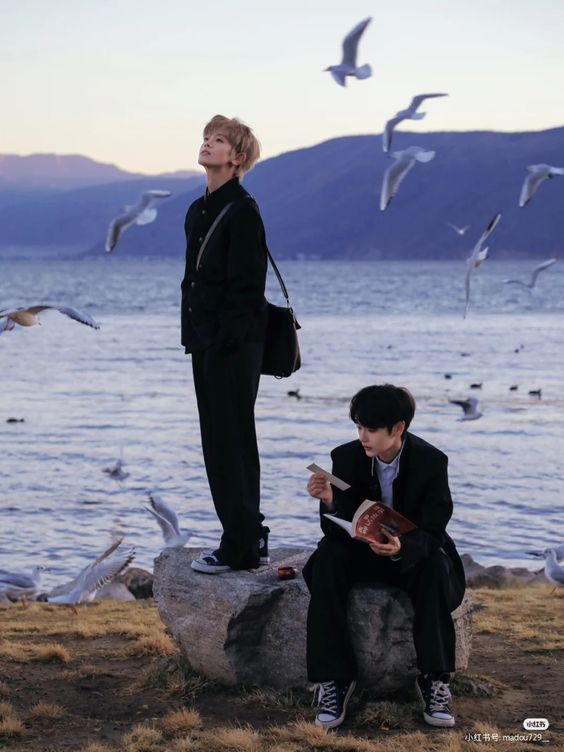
[1,128,563,259]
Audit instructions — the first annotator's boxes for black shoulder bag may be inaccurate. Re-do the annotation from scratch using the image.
[195,198,301,378]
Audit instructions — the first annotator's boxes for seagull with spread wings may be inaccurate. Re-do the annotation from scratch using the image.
[449,397,482,421]
[447,222,470,236]
[106,189,172,252]
[464,212,502,318]
[383,93,447,153]
[47,539,135,606]
[380,146,435,211]
[519,164,564,207]
[503,258,557,290]
[324,17,372,87]
[145,493,191,548]
[0,305,99,334]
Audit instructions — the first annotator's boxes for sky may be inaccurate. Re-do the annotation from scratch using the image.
[3,0,564,174]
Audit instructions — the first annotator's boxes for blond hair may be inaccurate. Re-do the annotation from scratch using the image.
[203,114,261,178]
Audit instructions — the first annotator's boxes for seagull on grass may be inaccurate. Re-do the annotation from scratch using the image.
[383,93,447,153]
[0,566,47,599]
[519,164,564,207]
[47,539,135,607]
[0,305,99,333]
[540,549,564,594]
[380,146,435,211]
[106,190,172,252]
[324,17,372,87]
[449,397,482,421]
[144,493,190,548]
[503,258,557,290]
[464,212,502,318]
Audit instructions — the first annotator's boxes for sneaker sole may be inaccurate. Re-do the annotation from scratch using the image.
[415,678,455,728]
[259,556,270,565]
[190,560,232,574]
[315,680,356,730]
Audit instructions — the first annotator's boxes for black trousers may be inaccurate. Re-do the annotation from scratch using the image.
[191,341,264,568]
[302,536,465,682]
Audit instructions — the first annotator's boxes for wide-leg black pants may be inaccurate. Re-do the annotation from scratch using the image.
[191,341,264,568]
[302,536,465,682]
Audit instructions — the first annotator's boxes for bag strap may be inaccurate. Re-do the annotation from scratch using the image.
[196,201,234,270]
[195,196,292,309]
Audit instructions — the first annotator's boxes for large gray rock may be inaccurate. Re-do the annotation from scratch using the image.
[154,547,473,691]
[461,554,546,588]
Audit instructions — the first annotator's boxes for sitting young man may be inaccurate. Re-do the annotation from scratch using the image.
[303,383,466,730]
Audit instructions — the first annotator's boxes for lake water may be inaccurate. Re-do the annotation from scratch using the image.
[1,257,563,589]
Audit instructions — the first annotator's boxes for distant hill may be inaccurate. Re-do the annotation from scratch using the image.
[1,129,564,258]
[0,153,200,190]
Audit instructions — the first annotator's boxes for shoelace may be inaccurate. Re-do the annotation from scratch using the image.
[429,680,452,713]
[312,681,338,714]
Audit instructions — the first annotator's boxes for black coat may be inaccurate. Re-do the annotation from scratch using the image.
[181,177,268,353]
[320,432,465,586]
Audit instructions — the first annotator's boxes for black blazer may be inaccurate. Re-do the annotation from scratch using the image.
[320,432,465,587]
[181,178,268,353]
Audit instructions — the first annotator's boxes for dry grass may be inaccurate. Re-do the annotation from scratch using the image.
[0,715,25,737]
[472,585,564,650]
[0,640,71,663]
[237,687,308,711]
[0,700,15,718]
[158,708,202,735]
[0,679,9,696]
[201,725,262,752]
[356,699,418,729]
[269,720,380,751]
[121,723,163,751]
[26,701,66,721]
[127,633,179,657]
[77,744,113,752]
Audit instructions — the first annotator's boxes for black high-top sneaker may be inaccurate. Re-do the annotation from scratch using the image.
[258,525,270,564]
[415,673,455,727]
[313,679,356,729]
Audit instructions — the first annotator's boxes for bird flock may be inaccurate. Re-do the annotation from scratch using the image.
[323,16,559,318]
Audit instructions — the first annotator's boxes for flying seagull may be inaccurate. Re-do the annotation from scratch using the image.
[0,305,100,333]
[503,258,557,290]
[47,539,135,606]
[464,212,502,318]
[144,493,190,548]
[519,164,564,207]
[106,189,172,252]
[449,397,482,421]
[447,222,470,236]
[382,93,448,153]
[0,566,47,599]
[380,146,435,211]
[324,17,372,87]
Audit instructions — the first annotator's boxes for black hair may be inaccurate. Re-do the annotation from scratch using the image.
[349,384,416,434]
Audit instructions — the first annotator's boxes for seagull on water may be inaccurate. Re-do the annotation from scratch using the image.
[383,93,448,153]
[103,458,129,481]
[380,146,435,211]
[447,222,470,236]
[503,258,557,290]
[324,17,372,87]
[47,538,135,606]
[144,493,191,548]
[106,190,172,252]
[449,397,482,421]
[0,305,100,334]
[0,566,48,599]
[464,212,502,318]
[519,164,564,207]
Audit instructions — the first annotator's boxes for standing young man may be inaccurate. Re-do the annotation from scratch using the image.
[181,115,269,574]
[304,384,466,729]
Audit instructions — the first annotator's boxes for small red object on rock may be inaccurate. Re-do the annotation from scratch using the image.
[278,565,298,580]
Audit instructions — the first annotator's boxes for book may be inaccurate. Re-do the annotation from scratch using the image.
[324,499,417,545]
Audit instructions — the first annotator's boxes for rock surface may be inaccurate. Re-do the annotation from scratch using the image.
[154,547,473,691]
[461,554,547,588]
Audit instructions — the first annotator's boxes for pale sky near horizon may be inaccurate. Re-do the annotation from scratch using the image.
[3,0,564,174]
